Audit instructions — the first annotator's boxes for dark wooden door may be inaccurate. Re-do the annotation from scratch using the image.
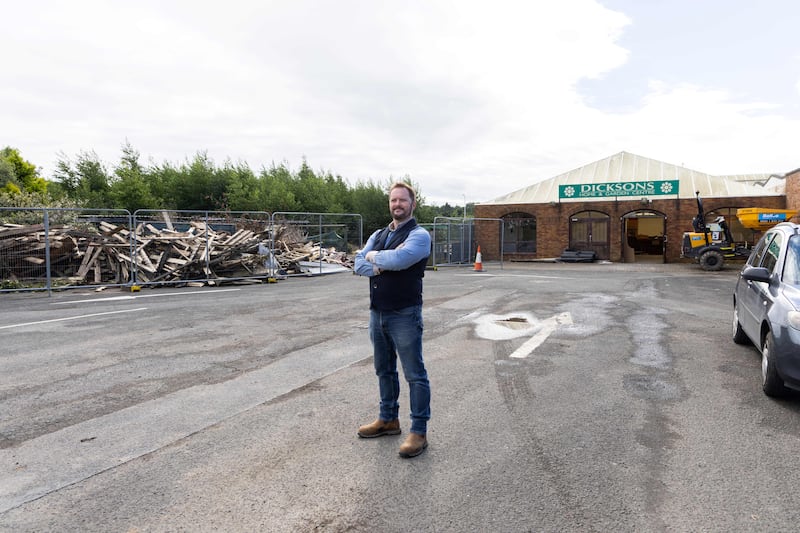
[569,211,610,259]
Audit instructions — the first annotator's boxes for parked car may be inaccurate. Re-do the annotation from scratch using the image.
[733,222,800,397]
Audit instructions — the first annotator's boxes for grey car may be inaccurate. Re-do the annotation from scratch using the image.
[733,222,800,397]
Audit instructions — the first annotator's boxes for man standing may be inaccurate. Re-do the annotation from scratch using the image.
[354,182,432,458]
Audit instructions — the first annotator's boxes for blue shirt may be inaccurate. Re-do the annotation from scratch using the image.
[355,220,431,277]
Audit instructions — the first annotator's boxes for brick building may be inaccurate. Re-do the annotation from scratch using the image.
[473,151,799,263]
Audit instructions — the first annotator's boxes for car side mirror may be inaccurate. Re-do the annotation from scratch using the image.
[741,266,772,284]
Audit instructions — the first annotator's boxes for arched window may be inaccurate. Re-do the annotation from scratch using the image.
[501,212,536,253]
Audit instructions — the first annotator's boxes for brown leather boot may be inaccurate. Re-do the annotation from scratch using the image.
[398,432,428,458]
[357,418,401,438]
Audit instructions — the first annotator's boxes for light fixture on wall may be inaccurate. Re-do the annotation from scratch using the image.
[640,197,651,205]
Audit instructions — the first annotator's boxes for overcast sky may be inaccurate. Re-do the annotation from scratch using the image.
[3,0,799,206]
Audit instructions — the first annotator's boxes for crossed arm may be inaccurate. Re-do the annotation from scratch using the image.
[354,227,431,277]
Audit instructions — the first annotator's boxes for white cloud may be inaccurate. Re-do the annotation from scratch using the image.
[1,0,799,206]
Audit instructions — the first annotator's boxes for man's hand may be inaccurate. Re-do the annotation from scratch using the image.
[365,251,378,263]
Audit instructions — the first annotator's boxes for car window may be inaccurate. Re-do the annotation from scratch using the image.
[783,235,800,286]
[748,232,775,267]
[762,232,783,274]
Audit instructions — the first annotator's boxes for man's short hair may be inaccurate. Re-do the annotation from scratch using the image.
[390,182,416,204]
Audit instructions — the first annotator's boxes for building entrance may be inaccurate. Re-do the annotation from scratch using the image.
[568,210,610,260]
[623,210,666,263]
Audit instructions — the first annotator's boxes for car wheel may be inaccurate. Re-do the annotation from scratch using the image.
[762,331,788,397]
[699,250,724,271]
[732,303,749,345]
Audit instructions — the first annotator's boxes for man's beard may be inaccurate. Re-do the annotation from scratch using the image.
[392,208,410,221]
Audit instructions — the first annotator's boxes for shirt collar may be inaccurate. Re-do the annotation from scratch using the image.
[389,217,413,231]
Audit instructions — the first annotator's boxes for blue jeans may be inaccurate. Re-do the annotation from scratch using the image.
[369,305,430,434]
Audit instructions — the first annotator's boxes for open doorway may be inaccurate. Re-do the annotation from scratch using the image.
[623,210,666,263]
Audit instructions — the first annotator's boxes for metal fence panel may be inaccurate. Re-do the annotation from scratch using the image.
[131,210,272,287]
[1,208,367,292]
[429,217,475,267]
[430,217,505,269]
[0,208,133,293]
[271,212,362,277]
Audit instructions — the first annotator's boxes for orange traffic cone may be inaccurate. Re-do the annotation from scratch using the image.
[473,246,483,271]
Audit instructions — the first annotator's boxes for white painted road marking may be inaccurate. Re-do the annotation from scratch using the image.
[52,288,241,305]
[473,311,573,358]
[509,312,573,358]
[0,308,148,330]
[473,312,540,340]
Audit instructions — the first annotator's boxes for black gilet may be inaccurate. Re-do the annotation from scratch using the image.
[369,218,428,311]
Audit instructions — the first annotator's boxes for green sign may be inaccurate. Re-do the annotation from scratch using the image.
[558,180,679,199]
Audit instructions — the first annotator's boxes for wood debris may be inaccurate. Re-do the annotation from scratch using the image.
[0,219,354,286]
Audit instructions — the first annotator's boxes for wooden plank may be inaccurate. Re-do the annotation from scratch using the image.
[145,223,163,235]
[116,252,131,263]
[222,229,248,246]
[76,245,104,279]
[161,211,174,231]
[136,248,158,274]
[182,242,202,263]
[0,224,45,239]
[98,222,129,243]
[0,220,353,285]
[190,221,209,232]
[155,247,172,272]
[170,243,194,259]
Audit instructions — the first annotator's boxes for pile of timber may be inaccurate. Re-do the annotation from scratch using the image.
[0,220,353,286]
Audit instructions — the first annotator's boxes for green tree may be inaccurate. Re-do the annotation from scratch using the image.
[169,152,229,211]
[10,142,468,230]
[110,142,158,211]
[149,161,181,209]
[0,190,79,210]
[0,157,20,193]
[0,147,46,193]
[44,179,70,201]
[349,179,389,235]
[292,159,328,213]
[53,150,112,207]
[221,160,260,211]
[259,162,300,213]
[322,172,349,213]
[53,152,78,194]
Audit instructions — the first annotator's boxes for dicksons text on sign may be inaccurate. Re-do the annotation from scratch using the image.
[558,180,679,199]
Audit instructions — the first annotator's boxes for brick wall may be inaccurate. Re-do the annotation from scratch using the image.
[785,169,800,221]
[474,195,786,262]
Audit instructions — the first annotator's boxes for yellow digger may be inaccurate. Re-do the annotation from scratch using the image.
[681,191,797,271]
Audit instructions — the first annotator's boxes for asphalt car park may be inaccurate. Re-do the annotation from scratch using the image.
[3,262,800,532]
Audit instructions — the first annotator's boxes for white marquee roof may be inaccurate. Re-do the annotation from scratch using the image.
[482,151,782,205]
